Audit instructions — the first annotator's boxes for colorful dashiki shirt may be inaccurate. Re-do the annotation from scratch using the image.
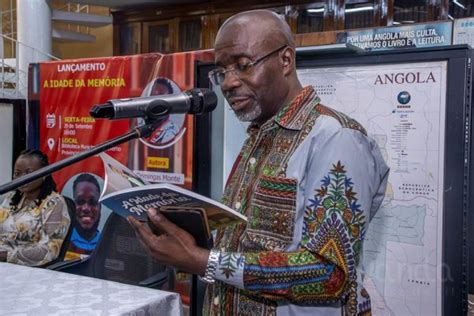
[203,86,389,316]
[0,191,70,266]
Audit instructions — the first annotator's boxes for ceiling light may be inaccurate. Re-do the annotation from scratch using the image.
[307,8,324,13]
[346,5,374,13]
[453,0,467,10]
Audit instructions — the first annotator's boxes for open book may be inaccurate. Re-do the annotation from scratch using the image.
[98,153,246,248]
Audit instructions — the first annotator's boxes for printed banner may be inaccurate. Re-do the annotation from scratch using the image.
[453,17,474,46]
[337,21,452,51]
[36,51,213,260]
[38,51,214,192]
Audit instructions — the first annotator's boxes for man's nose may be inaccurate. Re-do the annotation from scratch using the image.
[81,203,93,212]
[220,70,242,92]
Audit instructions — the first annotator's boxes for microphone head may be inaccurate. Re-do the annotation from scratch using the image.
[90,88,218,120]
[90,103,115,118]
[187,88,218,114]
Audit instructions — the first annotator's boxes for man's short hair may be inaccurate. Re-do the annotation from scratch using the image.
[73,173,100,195]
[152,78,174,93]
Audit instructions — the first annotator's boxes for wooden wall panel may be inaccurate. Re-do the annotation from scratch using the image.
[112,0,457,55]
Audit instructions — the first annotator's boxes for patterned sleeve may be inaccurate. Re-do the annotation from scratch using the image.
[7,194,71,266]
[213,127,389,303]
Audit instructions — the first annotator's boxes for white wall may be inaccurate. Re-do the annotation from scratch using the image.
[210,88,248,201]
[0,103,13,197]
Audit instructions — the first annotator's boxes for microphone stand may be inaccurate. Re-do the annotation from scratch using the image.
[0,118,164,195]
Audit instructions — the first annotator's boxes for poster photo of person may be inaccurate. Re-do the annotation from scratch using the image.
[129,76,193,188]
[61,173,110,260]
[137,78,186,148]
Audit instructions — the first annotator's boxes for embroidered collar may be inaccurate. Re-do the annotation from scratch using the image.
[274,86,320,130]
[246,86,320,134]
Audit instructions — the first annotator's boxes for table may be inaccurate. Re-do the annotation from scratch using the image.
[0,262,183,315]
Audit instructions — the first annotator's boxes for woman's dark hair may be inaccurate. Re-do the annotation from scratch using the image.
[10,149,57,208]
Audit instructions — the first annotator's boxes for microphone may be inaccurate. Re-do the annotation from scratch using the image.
[90,88,217,120]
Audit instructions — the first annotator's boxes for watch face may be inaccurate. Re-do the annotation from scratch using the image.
[136,77,187,149]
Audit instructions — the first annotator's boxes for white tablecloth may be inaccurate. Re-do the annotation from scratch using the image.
[0,262,183,316]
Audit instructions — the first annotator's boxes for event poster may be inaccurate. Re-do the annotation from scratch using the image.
[297,62,447,316]
[38,51,213,192]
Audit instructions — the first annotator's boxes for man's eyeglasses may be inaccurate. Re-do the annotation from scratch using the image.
[209,44,287,86]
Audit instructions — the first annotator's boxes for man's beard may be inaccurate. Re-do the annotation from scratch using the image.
[234,102,262,122]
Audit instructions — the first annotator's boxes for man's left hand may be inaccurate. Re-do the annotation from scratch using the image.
[128,208,210,275]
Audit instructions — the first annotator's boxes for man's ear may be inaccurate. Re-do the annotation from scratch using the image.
[281,47,295,76]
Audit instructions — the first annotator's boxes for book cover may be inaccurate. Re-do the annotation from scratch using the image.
[151,206,211,249]
[98,153,247,230]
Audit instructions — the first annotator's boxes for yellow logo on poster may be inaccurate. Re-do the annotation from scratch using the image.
[147,157,169,169]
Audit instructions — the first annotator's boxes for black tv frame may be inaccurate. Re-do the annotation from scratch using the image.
[296,45,471,316]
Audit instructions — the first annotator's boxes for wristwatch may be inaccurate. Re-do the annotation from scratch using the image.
[200,249,220,284]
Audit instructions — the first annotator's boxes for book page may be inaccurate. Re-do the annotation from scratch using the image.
[98,153,247,226]
[99,153,148,198]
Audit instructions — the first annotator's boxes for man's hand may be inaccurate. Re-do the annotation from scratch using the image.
[128,208,210,276]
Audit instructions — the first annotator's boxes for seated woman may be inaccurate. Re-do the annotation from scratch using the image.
[0,149,70,266]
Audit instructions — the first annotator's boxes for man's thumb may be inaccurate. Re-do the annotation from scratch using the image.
[147,208,177,234]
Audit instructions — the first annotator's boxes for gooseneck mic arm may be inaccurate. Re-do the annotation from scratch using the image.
[0,121,161,195]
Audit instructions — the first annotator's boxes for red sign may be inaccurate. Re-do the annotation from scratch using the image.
[38,51,213,191]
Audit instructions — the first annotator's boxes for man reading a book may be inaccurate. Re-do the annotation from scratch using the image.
[128,9,389,316]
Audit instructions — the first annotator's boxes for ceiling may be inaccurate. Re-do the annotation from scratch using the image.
[55,0,208,10]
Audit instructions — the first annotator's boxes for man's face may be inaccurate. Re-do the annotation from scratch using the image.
[73,181,101,231]
[214,22,287,125]
[151,83,171,96]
